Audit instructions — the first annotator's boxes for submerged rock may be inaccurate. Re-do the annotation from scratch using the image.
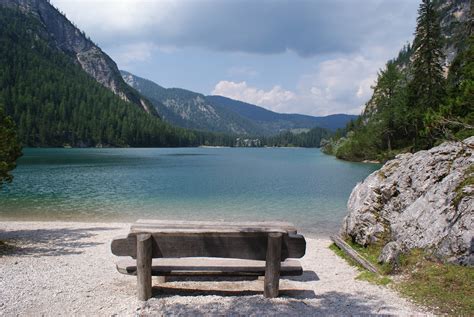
[341,137,474,265]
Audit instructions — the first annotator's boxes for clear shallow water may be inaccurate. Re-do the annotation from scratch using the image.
[0,148,379,237]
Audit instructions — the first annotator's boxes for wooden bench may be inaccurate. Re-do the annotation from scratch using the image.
[111,220,306,300]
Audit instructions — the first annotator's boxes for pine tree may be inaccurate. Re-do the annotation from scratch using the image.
[425,32,474,140]
[372,61,407,151]
[408,0,446,146]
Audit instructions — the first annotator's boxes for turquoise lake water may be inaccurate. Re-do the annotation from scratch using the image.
[0,148,379,237]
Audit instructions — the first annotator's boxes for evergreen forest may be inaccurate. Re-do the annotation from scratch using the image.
[0,8,236,148]
[323,0,473,162]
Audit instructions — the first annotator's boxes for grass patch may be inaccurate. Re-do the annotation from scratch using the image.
[330,241,474,315]
[356,271,391,286]
[396,250,474,315]
[453,165,474,208]
[329,243,392,285]
[344,240,393,275]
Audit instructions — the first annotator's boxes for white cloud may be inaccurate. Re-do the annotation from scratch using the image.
[51,0,177,45]
[297,54,381,115]
[212,81,296,113]
[212,53,385,116]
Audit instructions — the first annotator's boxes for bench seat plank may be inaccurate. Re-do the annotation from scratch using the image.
[111,233,306,260]
[133,220,298,234]
[117,258,303,276]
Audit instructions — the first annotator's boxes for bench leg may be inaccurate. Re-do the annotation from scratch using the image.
[264,232,282,298]
[137,233,153,301]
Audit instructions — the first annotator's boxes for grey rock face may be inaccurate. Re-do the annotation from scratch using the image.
[342,137,474,265]
[76,48,121,95]
[438,0,471,65]
[378,241,401,265]
[1,0,153,114]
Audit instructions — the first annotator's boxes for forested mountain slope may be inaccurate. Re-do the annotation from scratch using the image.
[0,0,156,115]
[323,0,473,162]
[0,7,232,147]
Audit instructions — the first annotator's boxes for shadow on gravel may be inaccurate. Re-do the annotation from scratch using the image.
[163,270,319,283]
[285,270,319,281]
[165,276,260,282]
[153,286,317,299]
[143,291,389,316]
[0,227,119,257]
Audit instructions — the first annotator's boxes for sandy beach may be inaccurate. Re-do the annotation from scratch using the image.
[0,221,427,316]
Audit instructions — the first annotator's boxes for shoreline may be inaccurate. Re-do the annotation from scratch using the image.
[0,220,426,316]
[0,218,338,239]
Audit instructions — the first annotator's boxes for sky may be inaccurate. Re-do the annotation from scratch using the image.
[50,0,420,116]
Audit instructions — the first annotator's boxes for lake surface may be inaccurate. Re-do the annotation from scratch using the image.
[0,148,379,237]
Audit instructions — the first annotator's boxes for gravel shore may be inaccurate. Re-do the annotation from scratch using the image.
[0,221,427,316]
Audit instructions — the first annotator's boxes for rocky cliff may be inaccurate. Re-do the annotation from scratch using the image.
[0,0,155,115]
[437,0,472,65]
[341,137,474,265]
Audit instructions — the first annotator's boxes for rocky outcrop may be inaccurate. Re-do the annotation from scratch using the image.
[438,0,472,65]
[0,0,155,115]
[341,137,474,265]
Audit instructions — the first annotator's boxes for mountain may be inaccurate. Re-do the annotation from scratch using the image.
[364,0,471,118]
[0,2,237,147]
[122,71,356,135]
[437,0,472,65]
[323,0,473,162]
[0,0,156,116]
[206,95,358,132]
[121,71,262,135]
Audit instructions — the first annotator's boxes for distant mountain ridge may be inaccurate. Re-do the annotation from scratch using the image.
[122,71,357,135]
[206,95,358,132]
[0,0,156,115]
[121,71,262,135]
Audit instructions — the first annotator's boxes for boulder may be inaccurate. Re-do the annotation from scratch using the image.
[341,137,474,265]
[378,241,401,265]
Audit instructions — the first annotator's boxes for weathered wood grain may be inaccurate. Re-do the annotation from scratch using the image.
[116,258,303,276]
[264,233,282,298]
[136,233,152,301]
[133,219,298,234]
[111,232,305,260]
[132,219,296,232]
[330,235,380,274]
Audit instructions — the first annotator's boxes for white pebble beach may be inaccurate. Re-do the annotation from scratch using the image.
[0,221,428,316]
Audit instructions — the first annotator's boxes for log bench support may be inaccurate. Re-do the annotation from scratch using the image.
[137,233,152,301]
[264,232,282,298]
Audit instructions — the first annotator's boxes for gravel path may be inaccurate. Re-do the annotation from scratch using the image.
[0,221,427,316]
